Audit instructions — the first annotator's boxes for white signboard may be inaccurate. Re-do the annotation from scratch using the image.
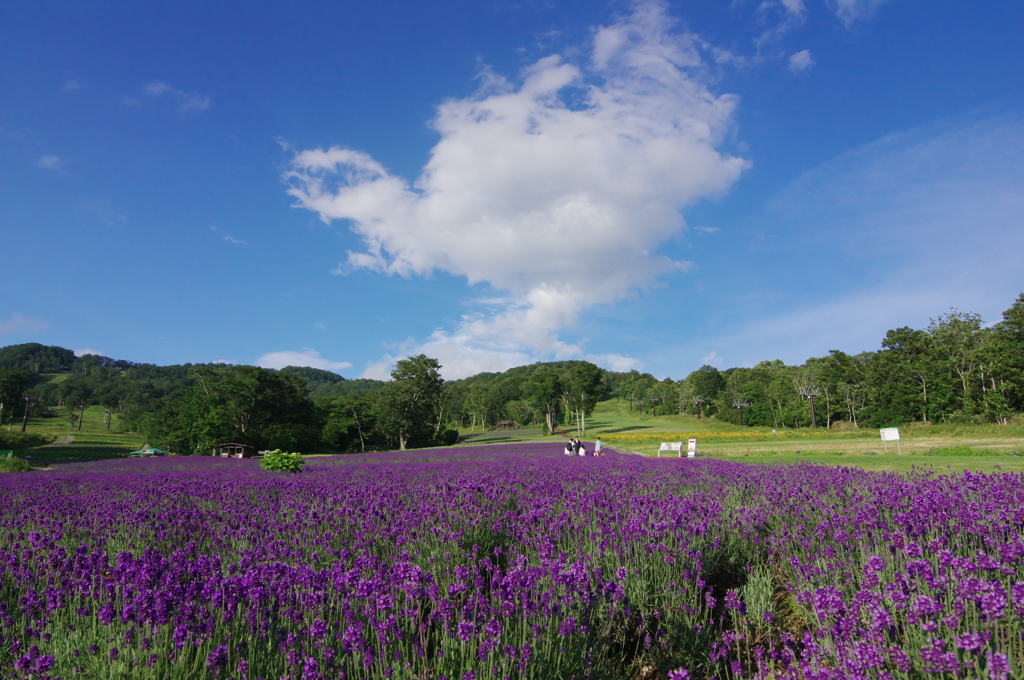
[687,439,697,458]
[879,428,900,441]
[658,442,682,458]
[879,427,901,454]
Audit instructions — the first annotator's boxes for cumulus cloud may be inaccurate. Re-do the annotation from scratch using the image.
[256,349,352,372]
[788,49,814,73]
[73,348,104,357]
[37,154,62,170]
[0,314,49,335]
[144,81,211,112]
[287,1,747,379]
[828,0,889,28]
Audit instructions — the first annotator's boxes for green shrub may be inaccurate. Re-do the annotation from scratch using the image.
[0,457,32,473]
[0,432,49,449]
[259,450,304,473]
[433,428,459,446]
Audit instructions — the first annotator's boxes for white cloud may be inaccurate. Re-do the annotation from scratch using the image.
[256,348,352,372]
[586,353,642,372]
[62,80,86,92]
[828,0,889,28]
[700,351,723,367]
[0,314,49,335]
[314,322,326,330]
[752,0,808,54]
[788,49,815,73]
[37,155,62,170]
[223,236,247,245]
[288,1,746,378]
[73,348,104,357]
[144,81,210,112]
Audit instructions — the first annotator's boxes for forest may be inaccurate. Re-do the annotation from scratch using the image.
[0,293,1021,453]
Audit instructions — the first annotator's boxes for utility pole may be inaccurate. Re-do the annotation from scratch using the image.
[733,399,750,426]
[800,386,821,428]
[21,395,36,433]
[692,396,705,419]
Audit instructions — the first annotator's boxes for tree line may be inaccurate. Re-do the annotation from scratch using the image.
[0,293,1021,451]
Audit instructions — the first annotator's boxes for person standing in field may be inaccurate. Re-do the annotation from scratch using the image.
[572,437,581,456]
[595,437,603,456]
[564,441,574,456]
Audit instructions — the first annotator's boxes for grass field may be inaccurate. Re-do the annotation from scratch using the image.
[1,404,144,466]
[452,397,1024,474]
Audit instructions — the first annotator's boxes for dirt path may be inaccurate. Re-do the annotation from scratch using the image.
[43,435,74,446]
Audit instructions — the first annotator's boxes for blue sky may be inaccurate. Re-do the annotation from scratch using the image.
[1,0,1022,380]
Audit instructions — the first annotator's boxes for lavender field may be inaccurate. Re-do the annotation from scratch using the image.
[1,445,1022,680]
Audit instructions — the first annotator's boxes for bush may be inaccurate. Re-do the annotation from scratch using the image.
[0,457,32,472]
[259,449,304,473]
[433,428,459,447]
[0,432,49,449]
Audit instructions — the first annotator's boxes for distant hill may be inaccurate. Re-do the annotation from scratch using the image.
[279,366,385,398]
[0,343,76,373]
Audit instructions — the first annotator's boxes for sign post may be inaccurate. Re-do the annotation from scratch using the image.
[879,427,901,454]
[658,442,682,457]
[687,439,697,458]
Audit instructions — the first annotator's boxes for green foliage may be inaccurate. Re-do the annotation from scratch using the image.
[259,450,305,472]
[144,366,320,454]
[0,343,75,373]
[280,365,385,398]
[0,431,49,449]
[374,355,445,450]
[432,427,459,446]
[0,457,32,472]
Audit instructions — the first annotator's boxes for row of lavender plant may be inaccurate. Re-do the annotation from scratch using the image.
[0,445,1021,679]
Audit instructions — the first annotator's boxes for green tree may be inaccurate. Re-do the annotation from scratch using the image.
[0,369,31,427]
[525,371,563,434]
[565,362,603,435]
[146,366,319,454]
[685,365,725,416]
[373,355,444,450]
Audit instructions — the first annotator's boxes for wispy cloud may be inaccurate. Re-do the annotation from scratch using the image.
[257,348,352,372]
[223,236,246,245]
[788,49,814,73]
[62,80,87,92]
[143,81,211,112]
[36,154,62,170]
[0,313,49,335]
[685,112,1024,370]
[288,1,746,380]
[828,0,889,28]
[75,197,127,226]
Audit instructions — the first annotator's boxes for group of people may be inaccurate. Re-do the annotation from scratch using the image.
[563,436,604,457]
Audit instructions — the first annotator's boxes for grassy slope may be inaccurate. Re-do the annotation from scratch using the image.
[5,405,144,464]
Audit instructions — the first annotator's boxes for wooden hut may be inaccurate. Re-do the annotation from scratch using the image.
[490,420,522,431]
[212,442,257,459]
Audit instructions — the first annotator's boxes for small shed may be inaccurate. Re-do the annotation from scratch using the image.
[490,420,522,431]
[212,442,257,459]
